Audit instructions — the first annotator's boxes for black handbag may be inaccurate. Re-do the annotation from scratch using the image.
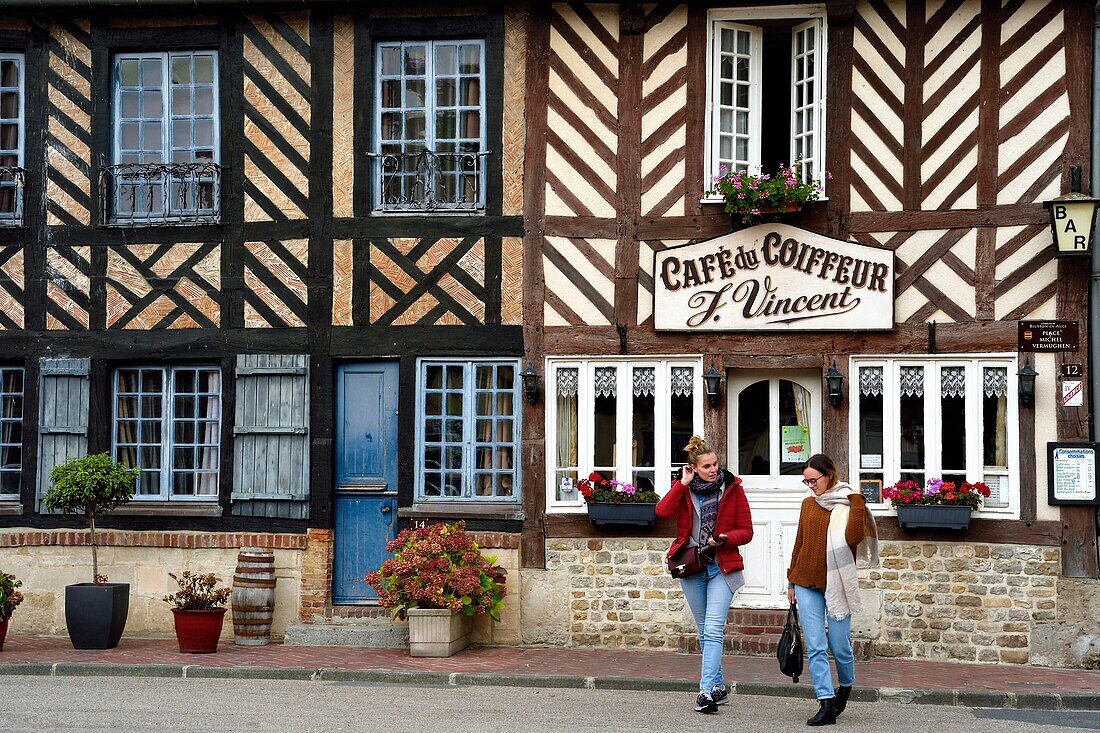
[777,602,804,683]
[666,544,703,578]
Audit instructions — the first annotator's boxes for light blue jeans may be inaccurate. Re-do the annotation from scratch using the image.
[794,584,855,700]
[680,560,734,694]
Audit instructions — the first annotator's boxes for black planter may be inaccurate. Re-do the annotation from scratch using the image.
[586,502,657,528]
[65,583,129,649]
[896,504,973,530]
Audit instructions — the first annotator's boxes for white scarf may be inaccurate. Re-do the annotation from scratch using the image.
[813,482,880,620]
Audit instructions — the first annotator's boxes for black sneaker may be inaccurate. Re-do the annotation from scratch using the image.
[695,692,718,714]
[712,684,730,705]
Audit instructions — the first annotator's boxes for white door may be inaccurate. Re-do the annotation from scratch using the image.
[728,370,821,608]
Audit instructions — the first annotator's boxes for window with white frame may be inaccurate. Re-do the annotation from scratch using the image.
[850,358,1018,516]
[416,360,520,501]
[113,366,221,500]
[108,51,220,224]
[0,54,24,226]
[547,358,703,510]
[706,6,826,189]
[0,367,22,497]
[373,40,487,212]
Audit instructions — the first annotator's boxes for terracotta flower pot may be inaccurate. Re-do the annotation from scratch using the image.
[0,618,8,652]
[172,608,227,654]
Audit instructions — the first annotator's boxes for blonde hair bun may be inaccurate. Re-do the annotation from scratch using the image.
[683,435,715,464]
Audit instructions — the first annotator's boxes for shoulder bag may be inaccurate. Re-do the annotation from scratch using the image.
[666,544,703,578]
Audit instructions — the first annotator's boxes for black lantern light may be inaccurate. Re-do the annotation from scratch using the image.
[520,364,540,405]
[1017,357,1038,407]
[824,361,844,408]
[1043,166,1100,257]
[702,365,723,407]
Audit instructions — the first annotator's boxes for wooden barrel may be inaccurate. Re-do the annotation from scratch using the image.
[231,547,276,646]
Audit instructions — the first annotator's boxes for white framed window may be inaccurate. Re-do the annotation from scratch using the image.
[0,53,25,226]
[705,5,827,192]
[112,366,221,501]
[0,367,23,498]
[849,356,1019,518]
[109,51,220,224]
[415,359,521,502]
[373,39,487,213]
[546,357,704,512]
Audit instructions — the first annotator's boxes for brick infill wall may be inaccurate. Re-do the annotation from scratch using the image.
[0,529,308,550]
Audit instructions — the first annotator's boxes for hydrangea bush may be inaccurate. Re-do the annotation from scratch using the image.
[162,572,231,611]
[365,521,506,621]
[578,472,659,504]
[708,163,830,223]
[881,477,991,510]
[0,571,23,621]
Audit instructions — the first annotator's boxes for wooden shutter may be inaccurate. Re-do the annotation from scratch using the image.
[231,354,310,519]
[37,358,90,508]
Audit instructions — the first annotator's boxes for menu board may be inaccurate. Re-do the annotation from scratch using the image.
[1048,442,1100,505]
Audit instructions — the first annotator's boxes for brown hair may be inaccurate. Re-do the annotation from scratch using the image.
[683,436,717,466]
[805,453,838,491]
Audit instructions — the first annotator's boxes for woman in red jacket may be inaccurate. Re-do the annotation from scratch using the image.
[656,436,753,715]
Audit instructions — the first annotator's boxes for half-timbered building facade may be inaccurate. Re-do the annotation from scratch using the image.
[518,0,1100,667]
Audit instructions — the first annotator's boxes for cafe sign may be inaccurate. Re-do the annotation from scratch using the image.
[653,224,894,332]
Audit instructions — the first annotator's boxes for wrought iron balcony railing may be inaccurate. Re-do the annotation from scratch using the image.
[0,167,25,228]
[368,150,489,213]
[100,162,221,226]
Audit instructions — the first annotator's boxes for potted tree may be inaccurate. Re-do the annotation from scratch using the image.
[0,571,24,652]
[44,453,137,649]
[882,478,992,530]
[163,571,231,654]
[365,521,506,657]
[579,473,661,528]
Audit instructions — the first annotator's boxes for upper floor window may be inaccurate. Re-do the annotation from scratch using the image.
[104,51,220,225]
[705,6,826,190]
[415,359,520,502]
[373,40,487,213]
[0,54,24,227]
[850,357,1018,517]
[0,367,22,498]
[546,358,703,511]
[113,366,221,501]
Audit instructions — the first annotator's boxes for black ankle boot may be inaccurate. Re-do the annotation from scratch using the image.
[807,698,837,727]
[834,685,852,716]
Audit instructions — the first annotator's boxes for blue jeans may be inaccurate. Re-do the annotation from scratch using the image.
[680,561,734,693]
[794,584,855,700]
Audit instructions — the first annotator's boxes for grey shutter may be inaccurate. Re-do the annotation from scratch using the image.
[37,358,91,509]
[231,354,310,519]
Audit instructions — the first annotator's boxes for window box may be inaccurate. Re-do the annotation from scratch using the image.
[586,501,658,528]
[895,504,972,531]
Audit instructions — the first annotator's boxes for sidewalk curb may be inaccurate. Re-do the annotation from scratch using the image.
[1,662,1098,710]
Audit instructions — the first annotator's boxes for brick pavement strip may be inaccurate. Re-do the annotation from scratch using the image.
[1,636,1098,711]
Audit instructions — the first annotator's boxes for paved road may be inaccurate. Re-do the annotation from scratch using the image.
[0,676,1095,732]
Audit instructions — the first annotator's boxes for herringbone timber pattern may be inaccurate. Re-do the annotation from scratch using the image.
[45,246,91,330]
[856,229,976,323]
[542,235,615,326]
[106,244,220,329]
[368,237,487,326]
[501,236,523,325]
[994,224,1057,320]
[502,7,528,216]
[921,0,981,210]
[332,15,354,218]
[997,0,1069,205]
[46,19,92,226]
[0,247,24,330]
[332,238,353,326]
[640,4,688,218]
[850,0,906,212]
[242,239,308,328]
[243,12,311,222]
[637,238,690,326]
[545,3,619,218]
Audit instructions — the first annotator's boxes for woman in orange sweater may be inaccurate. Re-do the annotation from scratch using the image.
[787,454,878,727]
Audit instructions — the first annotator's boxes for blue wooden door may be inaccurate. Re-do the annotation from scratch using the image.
[333,361,399,604]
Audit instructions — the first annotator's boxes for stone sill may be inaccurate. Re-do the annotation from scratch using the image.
[111,502,223,517]
[399,504,525,522]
